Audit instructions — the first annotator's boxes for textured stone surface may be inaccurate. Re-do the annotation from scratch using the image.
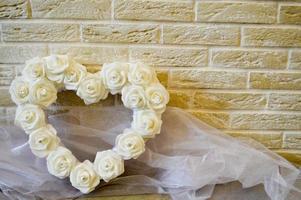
[0,64,15,86]
[115,0,194,22]
[163,25,240,46]
[197,2,277,23]
[250,72,301,90]
[2,23,80,42]
[231,113,301,130]
[290,51,301,69]
[170,70,247,89]
[0,108,8,126]
[130,47,208,67]
[155,69,168,87]
[31,0,111,19]
[243,27,301,47]
[227,131,282,149]
[193,92,267,110]
[269,93,301,111]
[0,89,13,106]
[283,132,301,149]
[49,45,128,65]
[57,91,115,106]
[0,45,48,64]
[190,111,230,129]
[274,150,301,166]
[83,24,160,44]
[168,90,191,109]
[280,5,301,24]
[211,49,287,69]
[0,0,28,18]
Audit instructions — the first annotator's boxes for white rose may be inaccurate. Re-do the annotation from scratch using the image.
[47,146,77,179]
[28,124,60,158]
[64,61,87,90]
[29,78,57,108]
[70,160,100,194]
[101,62,128,94]
[145,83,169,113]
[131,110,162,138]
[121,85,147,110]
[22,57,45,82]
[15,104,46,134]
[77,73,108,105]
[128,63,157,87]
[94,150,124,182]
[9,77,30,105]
[114,129,145,160]
[44,55,69,83]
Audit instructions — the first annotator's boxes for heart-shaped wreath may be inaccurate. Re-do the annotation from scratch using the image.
[9,55,169,193]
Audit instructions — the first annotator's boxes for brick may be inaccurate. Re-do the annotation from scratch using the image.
[250,72,301,90]
[0,0,28,18]
[83,24,160,44]
[275,150,301,166]
[2,23,80,42]
[163,25,240,46]
[0,45,48,64]
[130,47,207,67]
[197,2,277,24]
[269,93,301,111]
[31,0,111,19]
[190,111,230,129]
[0,65,15,86]
[231,113,301,130]
[115,0,194,22]
[57,91,115,106]
[290,51,301,69]
[49,45,128,65]
[243,27,301,47]
[168,90,191,109]
[280,5,301,24]
[226,131,282,149]
[155,69,168,87]
[193,92,267,110]
[212,49,288,69]
[0,89,13,106]
[283,132,301,149]
[170,70,247,89]
[0,108,8,126]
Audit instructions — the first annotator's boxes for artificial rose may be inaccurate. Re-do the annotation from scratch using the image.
[131,110,162,138]
[70,160,100,194]
[47,146,77,179]
[15,104,46,134]
[64,61,87,90]
[128,63,157,87]
[29,124,60,158]
[121,85,147,110]
[101,62,128,94]
[44,55,69,83]
[77,73,108,105]
[22,57,45,82]
[94,150,124,182]
[29,78,57,107]
[145,83,169,113]
[114,129,145,160]
[9,77,30,105]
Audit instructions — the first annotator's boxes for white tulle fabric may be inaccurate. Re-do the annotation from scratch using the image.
[0,106,300,200]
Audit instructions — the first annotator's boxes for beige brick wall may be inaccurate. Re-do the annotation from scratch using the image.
[0,0,301,165]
